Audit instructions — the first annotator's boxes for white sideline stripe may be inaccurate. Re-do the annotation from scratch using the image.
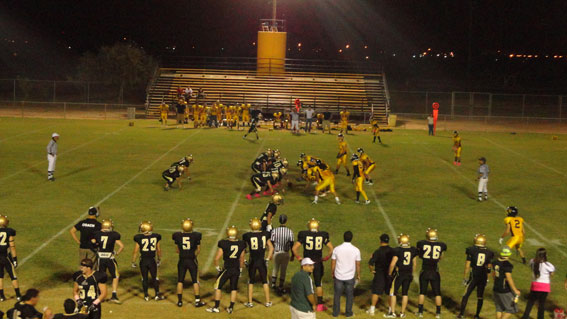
[438,158,567,258]
[482,137,566,178]
[203,136,269,272]
[20,130,201,267]
[0,127,127,182]
[0,126,52,142]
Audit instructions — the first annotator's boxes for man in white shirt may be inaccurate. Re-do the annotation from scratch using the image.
[47,133,59,181]
[304,107,315,133]
[331,231,361,317]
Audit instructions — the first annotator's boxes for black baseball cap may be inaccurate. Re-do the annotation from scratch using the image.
[279,214,288,224]
[380,233,389,243]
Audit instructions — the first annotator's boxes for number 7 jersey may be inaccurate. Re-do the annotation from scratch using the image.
[297,230,330,262]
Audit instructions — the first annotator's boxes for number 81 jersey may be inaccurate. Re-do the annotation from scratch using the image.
[297,230,330,262]
[134,233,162,259]
[417,240,447,271]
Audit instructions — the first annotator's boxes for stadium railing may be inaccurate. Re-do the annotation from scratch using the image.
[0,101,145,120]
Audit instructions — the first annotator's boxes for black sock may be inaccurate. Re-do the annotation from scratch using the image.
[475,299,483,316]
[112,292,117,298]
[0,289,4,298]
[418,304,423,313]
[378,137,382,143]
[214,300,220,308]
[436,306,441,314]
[317,296,323,304]
[522,257,526,264]
[229,302,235,309]
[195,295,201,301]
[356,192,360,201]
[373,136,376,142]
[178,294,182,303]
[279,279,285,288]
[15,288,20,297]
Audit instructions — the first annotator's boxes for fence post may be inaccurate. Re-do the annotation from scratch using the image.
[425,91,429,114]
[53,81,57,102]
[63,102,66,119]
[521,94,526,118]
[21,101,24,118]
[488,93,493,118]
[104,104,107,120]
[87,82,90,103]
[450,92,455,119]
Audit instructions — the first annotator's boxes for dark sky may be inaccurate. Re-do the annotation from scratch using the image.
[2,0,567,77]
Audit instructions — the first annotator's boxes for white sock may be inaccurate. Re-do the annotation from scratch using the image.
[314,195,318,201]
[370,306,375,311]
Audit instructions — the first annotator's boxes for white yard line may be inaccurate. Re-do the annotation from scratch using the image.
[0,127,127,182]
[203,135,269,272]
[20,130,201,267]
[482,136,566,178]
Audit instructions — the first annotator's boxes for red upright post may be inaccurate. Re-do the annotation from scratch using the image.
[432,102,440,135]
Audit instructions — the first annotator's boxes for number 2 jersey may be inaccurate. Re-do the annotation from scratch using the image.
[297,230,330,262]
[134,233,162,259]
[416,240,447,272]
[504,216,524,237]
[0,227,16,258]
[217,239,246,269]
[172,231,202,259]
[243,231,271,261]
[72,271,108,305]
[92,231,121,258]
[392,246,419,274]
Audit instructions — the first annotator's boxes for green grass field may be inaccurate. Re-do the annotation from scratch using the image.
[0,117,566,319]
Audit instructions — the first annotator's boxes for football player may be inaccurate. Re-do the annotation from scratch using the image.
[162,165,185,191]
[292,218,334,312]
[243,114,260,140]
[386,234,418,318]
[457,234,494,319]
[70,207,102,265]
[73,259,107,319]
[0,215,21,302]
[260,194,283,232]
[171,155,194,180]
[251,149,273,173]
[207,226,246,314]
[416,228,448,319]
[453,131,462,166]
[159,101,169,126]
[351,154,370,204]
[335,133,350,176]
[131,221,164,301]
[91,219,123,304]
[340,110,350,133]
[312,160,340,205]
[172,218,205,308]
[242,104,251,127]
[247,170,278,200]
[499,206,525,264]
[358,148,376,185]
[273,112,282,129]
[243,218,274,308]
[366,234,394,316]
[372,119,382,144]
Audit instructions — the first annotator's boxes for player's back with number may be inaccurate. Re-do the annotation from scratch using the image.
[417,240,447,270]
[393,246,418,273]
[504,216,524,237]
[93,231,120,254]
[134,233,162,259]
[172,231,202,259]
[0,227,15,256]
[243,231,270,260]
[467,246,494,274]
[297,230,330,261]
[218,239,246,269]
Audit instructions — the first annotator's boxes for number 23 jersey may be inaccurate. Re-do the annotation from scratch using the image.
[134,233,162,259]
[297,230,330,262]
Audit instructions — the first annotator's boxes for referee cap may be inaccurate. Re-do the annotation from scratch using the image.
[52,132,60,138]
[279,214,288,224]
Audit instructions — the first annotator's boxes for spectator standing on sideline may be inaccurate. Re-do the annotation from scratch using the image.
[47,133,59,181]
[477,157,490,201]
[492,246,520,319]
[290,258,317,319]
[291,109,300,134]
[331,231,361,318]
[427,114,434,135]
[270,214,295,295]
[521,248,554,319]
[304,106,315,133]
[175,99,186,128]
[366,234,394,315]
[322,111,332,134]
[70,207,102,265]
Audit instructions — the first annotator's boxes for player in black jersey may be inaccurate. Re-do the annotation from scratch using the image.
[243,115,260,140]
[292,218,334,312]
[366,234,394,316]
[243,218,274,308]
[7,289,52,319]
[91,219,124,304]
[492,247,520,319]
[53,299,88,319]
[260,194,283,232]
[207,226,246,314]
[387,234,418,318]
[131,221,164,301]
[0,215,21,302]
[73,259,107,319]
[172,218,205,308]
[416,228,448,318]
[247,171,278,200]
[171,155,193,179]
[457,234,494,319]
[251,149,273,173]
[163,165,185,191]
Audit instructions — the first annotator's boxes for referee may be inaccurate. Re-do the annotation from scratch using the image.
[477,157,490,201]
[270,214,294,295]
[47,133,59,181]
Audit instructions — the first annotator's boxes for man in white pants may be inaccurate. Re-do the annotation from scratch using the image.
[477,157,489,201]
[47,133,59,181]
[290,109,300,134]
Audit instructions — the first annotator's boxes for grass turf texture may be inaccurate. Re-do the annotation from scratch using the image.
[0,117,566,319]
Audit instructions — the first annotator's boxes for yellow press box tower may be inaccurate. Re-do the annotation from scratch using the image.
[257,19,286,73]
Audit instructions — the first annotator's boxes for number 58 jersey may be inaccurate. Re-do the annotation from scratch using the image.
[297,230,330,262]
[134,233,162,259]
[417,240,447,271]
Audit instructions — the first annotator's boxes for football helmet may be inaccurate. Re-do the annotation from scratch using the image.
[182,218,194,232]
[299,153,306,159]
[506,206,518,217]
[398,234,411,247]
[474,234,487,247]
[185,154,194,162]
[273,150,281,159]
[357,147,364,154]
[88,206,100,217]
[500,246,512,257]
[307,218,320,232]
[297,160,303,167]
[426,228,438,241]
[351,153,359,161]
[315,159,322,166]
[0,215,9,227]
[249,218,261,231]
[139,221,153,233]
[338,133,344,138]
[279,167,288,175]
[453,130,459,137]
[272,193,283,205]
[226,225,238,239]
[101,219,113,231]
[266,148,273,157]
[271,171,279,180]
[282,159,289,168]
[177,165,185,173]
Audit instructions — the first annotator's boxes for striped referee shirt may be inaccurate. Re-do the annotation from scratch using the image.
[271,226,294,252]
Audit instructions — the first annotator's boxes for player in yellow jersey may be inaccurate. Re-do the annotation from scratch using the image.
[316,113,324,130]
[242,104,251,127]
[312,160,340,205]
[453,131,462,166]
[224,106,232,130]
[357,148,376,185]
[273,112,282,129]
[499,206,526,264]
[334,133,350,176]
[210,103,219,127]
[351,154,370,204]
[159,101,169,126]
[217,103,224,126]
[371,119,382,144]
[199,105,207,127]
[192,104,199,128]
[340,110,350,134]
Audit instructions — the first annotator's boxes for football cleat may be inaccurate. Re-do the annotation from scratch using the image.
[226,307,234,314]
[367,308,375,315]
[426,228,438,241]
[364,200,371,205]
[272,193,283,205]
[0,215,9,227]
[139,221,153,233]
[109,296,121,304]
[101,219,114,231]
[474,234,487,246]
[144,296,150,302]
[177,301,183,307]
[265,302,272,307]
[226,225,238,239]
[398,234,411,247]
[249,218,261,231]
[400,313,407,318]
[307,218,320,231]
[155,295,164,301]
[244,302,254,308]
[195,301,206,307]
[182,218,193,232]
[506,206,518,217]
[206,307,220,313]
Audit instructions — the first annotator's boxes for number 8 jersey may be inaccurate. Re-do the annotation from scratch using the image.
[297,230,330,262]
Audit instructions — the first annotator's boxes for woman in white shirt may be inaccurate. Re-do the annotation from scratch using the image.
[521,248,555,319]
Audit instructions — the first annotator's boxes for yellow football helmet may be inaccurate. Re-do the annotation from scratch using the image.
[271,171,279,180]
[182,218,194,232]
[398,234,411,247]
[266,148,273,157]
[274,150,281,159]
[426,228,438,241]
[139,221,153,233]
[307,218,320,232]
[177,165,185,173]
[272,193,283,205]
[101,219,113,231]
[185,154,193,162]
[226,225,238,239]
[249,218,261,231]
[0,215,9,227]
[279,167,288,176]
[282,159,289,168]
[474,234,487,247]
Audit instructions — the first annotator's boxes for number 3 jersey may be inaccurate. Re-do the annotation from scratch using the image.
[217,239,246,269]
[392,246,419,274]
[172,232,202,259]
[297,230,330,262]
[72,271,108,305]
[134,233,162,259]
[417,240,447,271]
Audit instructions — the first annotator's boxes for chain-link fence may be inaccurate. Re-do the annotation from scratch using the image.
[0,101,145,120]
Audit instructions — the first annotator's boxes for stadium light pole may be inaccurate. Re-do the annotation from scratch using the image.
[273,0,277,21]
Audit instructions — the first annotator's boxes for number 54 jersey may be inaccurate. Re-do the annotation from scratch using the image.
[297,230,330,262]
